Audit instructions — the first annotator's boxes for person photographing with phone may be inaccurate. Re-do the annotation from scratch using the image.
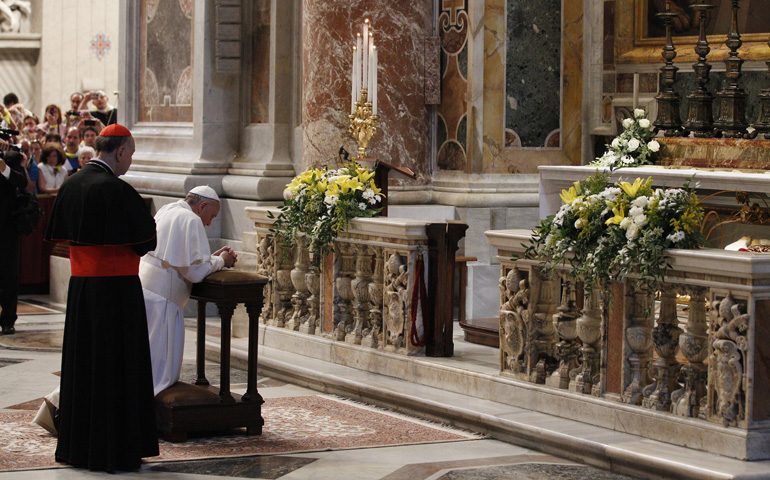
[78,90,117,126]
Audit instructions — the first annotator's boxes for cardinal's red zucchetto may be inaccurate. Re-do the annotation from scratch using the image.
[98,124,132,137]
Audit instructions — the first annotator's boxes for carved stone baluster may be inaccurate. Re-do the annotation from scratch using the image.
[300,252,321,335]
[571,288,603,394]
[346,244,373,345]
[530,269,559,384]
[362,246,384,348]
[286,236,310,331]
[621,285,654,405]
[499,267,528,376]
[547,273,580,390]
[333,241,356,341]
[672,287,709,417]
[272,240,295,328]
[382,252,409,352]
[256,235,275,325]
[706,294,748,427]
[642,288,682,411]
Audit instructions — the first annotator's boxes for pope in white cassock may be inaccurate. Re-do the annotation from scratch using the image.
[140,185,238,396]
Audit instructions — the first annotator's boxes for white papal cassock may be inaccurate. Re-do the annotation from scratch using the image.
[139,200,225,396]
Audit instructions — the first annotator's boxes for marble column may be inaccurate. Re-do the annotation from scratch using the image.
[301,0,431,185]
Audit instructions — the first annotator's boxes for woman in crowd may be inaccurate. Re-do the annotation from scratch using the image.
[77,146,95,168]
[37,104,66,139]
[37,143,67,195]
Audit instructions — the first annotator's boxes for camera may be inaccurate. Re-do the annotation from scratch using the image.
[0,127,21,159]
[84,119,96,126]
[65,110,81,116]
[91,91,101,99]
[49,108,56,115]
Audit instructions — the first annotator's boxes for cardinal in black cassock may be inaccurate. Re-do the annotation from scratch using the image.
[44,124,159,472]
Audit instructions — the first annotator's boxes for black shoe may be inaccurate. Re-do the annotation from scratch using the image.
[1,326,15,335]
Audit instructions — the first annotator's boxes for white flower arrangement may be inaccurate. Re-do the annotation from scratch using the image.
[525,172,705,296]
[270,161,384,257]
[590,109,660,171]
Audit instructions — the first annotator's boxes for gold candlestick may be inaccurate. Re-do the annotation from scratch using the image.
[349,88,378,158]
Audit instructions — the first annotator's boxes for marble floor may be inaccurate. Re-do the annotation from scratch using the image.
[0,295,639,480]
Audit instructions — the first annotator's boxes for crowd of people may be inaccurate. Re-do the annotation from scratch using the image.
[0,90,117,195]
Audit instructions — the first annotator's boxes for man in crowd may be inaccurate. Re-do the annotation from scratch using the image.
[79,90,117,125]
[0,139,30,335]
[44,124,159,471]
[62,127,80,173]
[79,125,98,148]
[139,186,237,395]
[64,92,83,129]
[3,92,31,128]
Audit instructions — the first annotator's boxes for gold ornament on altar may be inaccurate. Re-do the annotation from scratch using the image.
[348,19,378,157]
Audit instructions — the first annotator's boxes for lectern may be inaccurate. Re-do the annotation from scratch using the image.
[154,270,268,442]
[357,158,416,216]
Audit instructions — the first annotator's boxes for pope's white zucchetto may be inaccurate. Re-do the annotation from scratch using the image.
[189,185,220,202]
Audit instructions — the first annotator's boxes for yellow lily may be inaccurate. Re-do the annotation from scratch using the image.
[619,177,649,198]
[560,182,583,205]
[316,180,328,193]
[326,181,341,197]
[299,169,315,184]
[605,205,625,225]
[370,182,384,198]
[286,176,303,192]
[357,168,375,183]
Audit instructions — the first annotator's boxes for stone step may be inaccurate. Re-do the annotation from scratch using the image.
[203,329,770,480]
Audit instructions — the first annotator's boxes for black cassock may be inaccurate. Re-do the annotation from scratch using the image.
[45,161,158,471]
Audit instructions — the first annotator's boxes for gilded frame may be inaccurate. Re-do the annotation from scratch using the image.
[616,0,770,64]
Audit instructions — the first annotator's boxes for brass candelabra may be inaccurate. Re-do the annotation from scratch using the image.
[348,88,378,158]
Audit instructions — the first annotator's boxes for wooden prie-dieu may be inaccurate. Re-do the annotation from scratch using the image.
[154,270,268,442]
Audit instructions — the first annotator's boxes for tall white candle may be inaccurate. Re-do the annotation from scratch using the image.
[355,34,362,102]
[633,73,639,109]
[362,21,369,95]
[368,36,374,96]
[371,47,378,115]
[351,46,357,113]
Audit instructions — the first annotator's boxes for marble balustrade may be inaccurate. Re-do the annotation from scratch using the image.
[246,206,434,356]
[486,229,770,460]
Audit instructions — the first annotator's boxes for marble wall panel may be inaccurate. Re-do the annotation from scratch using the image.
[139,0,193,123]
[482,0,506,171]
[302,0,432,185]
[482,0,582,173]
[505,0,561,148]
[603,0,615,69]
[437,0,469,172]
[251,0,271,124]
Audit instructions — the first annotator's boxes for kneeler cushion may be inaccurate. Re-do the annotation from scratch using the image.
[155,382,220,407]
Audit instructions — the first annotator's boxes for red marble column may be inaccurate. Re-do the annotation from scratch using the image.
[302,0,432,185]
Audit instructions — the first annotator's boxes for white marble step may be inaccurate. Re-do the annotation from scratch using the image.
[206,333,770,480]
